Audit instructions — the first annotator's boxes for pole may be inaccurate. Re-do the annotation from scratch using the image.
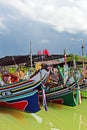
[30,42,32,71]
[64,49,67,65]
[81,42,85,76]
[63,49,68,85]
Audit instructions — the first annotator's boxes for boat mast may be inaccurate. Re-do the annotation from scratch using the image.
[63,49,68,85]
[64,49,67,65]
[73,54,76,69]
[30,42,33,71]
[81,41,85,75]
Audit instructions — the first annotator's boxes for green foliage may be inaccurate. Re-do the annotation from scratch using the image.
[8,66,30,73]
[67,54,83,62]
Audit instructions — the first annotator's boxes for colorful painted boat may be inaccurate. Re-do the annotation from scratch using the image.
[39,65,82,107]
[0,69,49,113]
[40,81,81,106]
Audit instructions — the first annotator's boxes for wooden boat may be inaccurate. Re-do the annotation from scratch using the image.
[40,80,81,107]
[0,69,49,113]
[40,64,82,107]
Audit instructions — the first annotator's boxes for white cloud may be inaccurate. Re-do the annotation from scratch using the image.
[41,39,49,44]
[70,37,83,41]
[0,17,9,34]
[0,0,87,34]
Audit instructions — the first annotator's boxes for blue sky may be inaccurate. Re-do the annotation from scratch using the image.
[0,0,87,58]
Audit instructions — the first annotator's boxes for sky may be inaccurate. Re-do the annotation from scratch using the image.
[0,0,87,58]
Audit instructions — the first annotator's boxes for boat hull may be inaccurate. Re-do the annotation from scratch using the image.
[0,69,49,113]
[40,82,81,106]
[46,92,77,106]
[0,90,40,113]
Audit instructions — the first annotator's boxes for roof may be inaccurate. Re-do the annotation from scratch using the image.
[0,54,64,66]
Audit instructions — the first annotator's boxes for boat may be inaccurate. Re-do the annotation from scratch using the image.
[0,69,49,113]
[40,78,81,106]
[40,64,82,107]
